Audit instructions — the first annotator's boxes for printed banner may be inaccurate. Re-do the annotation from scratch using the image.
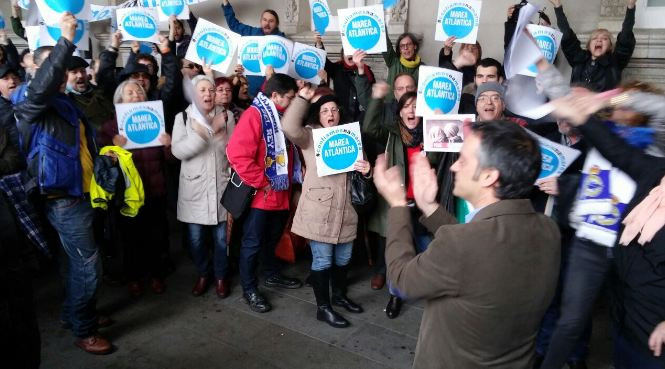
[288,42,326,84]
[338,5,387,55]
[185,18,241,74]
[116,7,160,43]
[416,66,463,116]
[90,4,116,23]
[238,36,263,76]
[260,36,293,75]
[530,131,581,181]
[310,0,332,34]
[35,0,91,25]
[424,114,474,152]
[39,19,89,51]
[157,0,190,21]
[520,25,563,77]
[115,101,166,150]
[435,0,482,44]
[313,122,363,177]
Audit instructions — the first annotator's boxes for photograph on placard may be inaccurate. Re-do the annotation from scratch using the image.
[237,36,263,76]
[116,101,166,150]
[337,5,387,55]
[435,0,482,44]
[423,114,474,153]
[416,66,463,116]
[288,42,326,84]
[35,0,91,25]
[259,36,293,75]
[520,25,563,77]
[40,19,89,51]
[116,7,160,43]
[312,122,363,177]
[185,18,241,74]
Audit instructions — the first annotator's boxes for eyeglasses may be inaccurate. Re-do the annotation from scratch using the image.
[477,95,502,103]
[319,107,340,115]
[399,42,414,50]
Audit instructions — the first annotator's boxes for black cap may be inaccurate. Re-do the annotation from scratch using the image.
[67,56,90,71]
[0,64,18,79]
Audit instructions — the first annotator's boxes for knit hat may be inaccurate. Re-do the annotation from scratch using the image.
[307,94,340,126]
[475,82,505,104]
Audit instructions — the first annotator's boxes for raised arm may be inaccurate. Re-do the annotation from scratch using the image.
[361,82,391,143]
[222,0,260,36]
[553,3,588,67]
[157,36,179,104]
[382,26,398,67]
[96,30,122,98]
[281,87,314,149]
[613,3,636,70]
[10,1,26,41]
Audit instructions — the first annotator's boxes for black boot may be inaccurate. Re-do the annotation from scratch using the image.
[331,265,363,313]
[385,294,402,319]
[311,269,349,328]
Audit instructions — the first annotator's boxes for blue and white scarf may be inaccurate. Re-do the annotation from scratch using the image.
[253,92,289,191]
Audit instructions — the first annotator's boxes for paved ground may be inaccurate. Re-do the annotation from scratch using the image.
[35,247,614,369]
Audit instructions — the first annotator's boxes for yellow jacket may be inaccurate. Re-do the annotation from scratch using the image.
[90,146,145,217]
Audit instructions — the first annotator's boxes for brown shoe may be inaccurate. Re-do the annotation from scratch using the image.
[151,278,166,294]
[75,334,112,355]
[371,274,386,290]
[216,278,230,298]
[192,277,209,296]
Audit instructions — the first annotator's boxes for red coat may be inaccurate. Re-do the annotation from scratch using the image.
[226,105,294,211]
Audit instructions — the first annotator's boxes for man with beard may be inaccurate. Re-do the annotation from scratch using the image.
[65,56,115,132]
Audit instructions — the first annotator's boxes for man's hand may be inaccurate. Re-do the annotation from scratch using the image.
[650,321,665,357]
[168,15,177,41]
[298,84,316,101]
[372,80,390,99]
[549,0,562,8]
[111,30,122,49]
[352,49,367,74]
[60,12,78,43]
[112,135,128,147]
[627,0,637,9]
[131,41,140,54]
[373,154,408,207]
[536,177,559,196]
[411,154,440,217]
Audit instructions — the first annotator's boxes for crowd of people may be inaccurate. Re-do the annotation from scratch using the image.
[1,0,665,368]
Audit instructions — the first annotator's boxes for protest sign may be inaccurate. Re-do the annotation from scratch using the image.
[435,0,482,44]
[185,18,241,74]
[504,2,542,79]
[90,4,116,23]
[313,122,363,177]
[157,0,189,21]
[116,101,166,150]
[26,26,42,51]
[138,0,157,6]
[238,36,263,76]
[260,36,293,75]
[338,5,387,55]
[383,0,399,9]
[18,0,31,10]
[519,25,563,77]
[288,42,326,84]
[310,0,332,34]
[424,114,474,152]
[35,0,90,25]
[416,66,463,116]
[40,19,89,50]
[529,131,581,181]
[117,7,160,43]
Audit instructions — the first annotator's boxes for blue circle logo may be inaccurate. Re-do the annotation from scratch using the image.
[321,133,358,170]
[262,42,288,69]
[159,0,184,16]
[139,0,156,6]
[294,51,321,79]
[196,32,230,65]
[46,20,86,45]
[125,110,161,144]
[539,147,560,179]
[442,6,475,39]
[528,35,556,74]
[424,76,458,113]
[44,0,84,13]
[241,41,261,73]
[122,13,156,39]
[312,3,329,34]
[345,15,380,50]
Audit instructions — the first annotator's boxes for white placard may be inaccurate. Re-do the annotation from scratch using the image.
[157,0,190,21]
[39,19,89,51]
[504,2,541,79]
[288,42,326,84]
[35,0,91,25]
[529,131,582,181]
[310,0,332,34]
[116,7,160,43]
[25,25,42,51]
[416,66,463,116]
[237,36,263,76]
[259,36,294,75]
[115,101,166,150]
[424,114,474,152]
[337,5,387,55]
[185,18,241,74]
[312,122,363,177]
[519,25,563,77]
[435,0,482,44]
[90,4,116,23]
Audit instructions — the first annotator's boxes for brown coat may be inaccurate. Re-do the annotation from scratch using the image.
[386,200,560,369]
[281,97,357,244]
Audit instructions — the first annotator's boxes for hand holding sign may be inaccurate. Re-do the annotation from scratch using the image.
[337,5,387,55]
[60,12,78,43]
[435,0,482,44]
[111,30,122,49]
[313,122,364,177]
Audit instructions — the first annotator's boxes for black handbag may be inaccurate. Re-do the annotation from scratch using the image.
[349,170,376,215]
[221,170,257,219]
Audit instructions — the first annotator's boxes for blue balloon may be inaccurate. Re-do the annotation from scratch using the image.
[240,41,261,73]
[44,0,85,14]
[262,42,288,69]
[311,3,329,34]
[442,6,475,39]
[345,15,380,51]
[46,20,86,44]
[160,0,184,16]
[122,12,157,39]
[538,146,560,179]
[321,133,358,170]
[196,32,230,65]
[424,76,459,113]
[125,110,161,144]
[294,51,322,79]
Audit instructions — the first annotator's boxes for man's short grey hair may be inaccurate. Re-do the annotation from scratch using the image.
[113,80,146,104]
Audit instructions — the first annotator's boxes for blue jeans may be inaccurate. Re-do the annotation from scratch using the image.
[45,196,100,338]
[186,222,228,279]
[541,237,614,369]
[238,208,288,293]
[309,241,353,271]
[613,330,665,369]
